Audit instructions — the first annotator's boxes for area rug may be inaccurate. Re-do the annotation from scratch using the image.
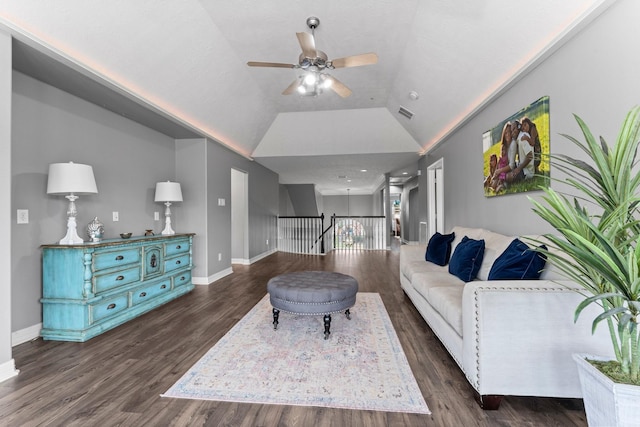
[162,292,430,414]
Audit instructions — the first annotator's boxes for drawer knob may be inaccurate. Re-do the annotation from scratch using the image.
[180,276,185,281]
[176,245,182,249]
[139,292,147,297]
[107,303,117,310]
[161,284,167,289]
[116,275,125,281]
[115,255,124,260]
[176,260,181,265]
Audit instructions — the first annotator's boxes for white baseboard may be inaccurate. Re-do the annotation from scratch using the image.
[192,267,233,286]
[193,249,276,285]
[232,248,277,266]
[250,248,277,264]
[12,323,41,346]
[0,358,19,383]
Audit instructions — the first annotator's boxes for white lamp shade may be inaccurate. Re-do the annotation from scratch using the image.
[47,162,98,195]
[155,181,183,202]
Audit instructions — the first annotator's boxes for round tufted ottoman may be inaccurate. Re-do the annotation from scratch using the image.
[267,271,358,339]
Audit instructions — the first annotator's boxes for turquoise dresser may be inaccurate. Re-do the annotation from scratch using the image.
[41,233,195,342]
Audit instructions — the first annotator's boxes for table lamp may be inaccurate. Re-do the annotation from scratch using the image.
[47,162,98,244]
[155,181,183,235]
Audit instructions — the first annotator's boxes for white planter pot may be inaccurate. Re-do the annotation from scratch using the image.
[573,353,640,427]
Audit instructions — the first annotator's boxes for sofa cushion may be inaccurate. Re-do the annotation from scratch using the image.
[401,258,446,283]
[449,236,485,282]
[488,238,547,280]
[427,285,464,336]
[412,271,464,301]
[425,232,456,266]
[476,247,496,281]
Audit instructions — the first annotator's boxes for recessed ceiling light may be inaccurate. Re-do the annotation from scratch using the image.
[402,172,408,175]
[360,169,367,172]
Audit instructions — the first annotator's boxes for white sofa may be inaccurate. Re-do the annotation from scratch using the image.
[399,226,614,409]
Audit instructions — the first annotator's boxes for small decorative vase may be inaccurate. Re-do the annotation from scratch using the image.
[87,217,104,243]
[145,229,154,236]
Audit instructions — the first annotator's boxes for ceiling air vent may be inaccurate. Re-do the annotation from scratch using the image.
[398,106,414,120]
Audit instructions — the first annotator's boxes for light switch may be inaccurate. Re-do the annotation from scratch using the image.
[218,198,226,206]
[113,211,119,221]
[17,209,29,224]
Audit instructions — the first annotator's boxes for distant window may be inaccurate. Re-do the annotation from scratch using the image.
[335,219,365,249]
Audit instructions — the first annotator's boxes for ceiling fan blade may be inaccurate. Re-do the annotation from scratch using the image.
[247,61,295,69]
[331,53,378,69]
[282,79,300,95]
[296,32,317,58]
[326,75,352,98]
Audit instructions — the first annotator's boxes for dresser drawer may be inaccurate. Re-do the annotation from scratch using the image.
[94,266,141,293]
[165,239,190,257]
[173,271,192,288]
[93,248,141,271]
[131,279,171,306]
[164,254,190,273]
[90,294,129,323]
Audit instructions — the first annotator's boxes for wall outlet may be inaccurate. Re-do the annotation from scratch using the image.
[218,253,222,261]
[154,211,160,221]
[112,211,119,221]
[266,239,269,246]
[17,209,29,224]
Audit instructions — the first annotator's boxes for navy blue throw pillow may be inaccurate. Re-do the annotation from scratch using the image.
[488,238,547,280]
[425,232,456,266]
[448,236,485,282]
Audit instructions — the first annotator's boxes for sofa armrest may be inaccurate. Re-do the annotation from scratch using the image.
[461,280,614,398]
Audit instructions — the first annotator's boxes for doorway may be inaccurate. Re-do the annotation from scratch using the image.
[231,168,249,264]
[427,158,444,238]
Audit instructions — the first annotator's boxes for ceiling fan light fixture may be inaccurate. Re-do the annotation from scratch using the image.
[248,16,376,99]
[304,72,317,85]
[320,73,332,89]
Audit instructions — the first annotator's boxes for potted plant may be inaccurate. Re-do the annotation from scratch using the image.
[529,106,640,426]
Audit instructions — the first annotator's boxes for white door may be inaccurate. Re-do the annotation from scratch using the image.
[231,168,249,264]
[427,158,444,238]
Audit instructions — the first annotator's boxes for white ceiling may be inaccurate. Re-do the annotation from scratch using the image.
[0,0,611,195]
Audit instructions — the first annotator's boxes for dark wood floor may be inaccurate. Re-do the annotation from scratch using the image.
[0,239,588,426]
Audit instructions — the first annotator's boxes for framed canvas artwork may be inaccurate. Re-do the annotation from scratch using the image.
[482,96,550,197]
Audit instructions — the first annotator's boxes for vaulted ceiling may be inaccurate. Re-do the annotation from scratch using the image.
[0,1,611,194]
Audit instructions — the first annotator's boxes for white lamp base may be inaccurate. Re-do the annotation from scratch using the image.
[161,201,176,235]
[59,195,84,244]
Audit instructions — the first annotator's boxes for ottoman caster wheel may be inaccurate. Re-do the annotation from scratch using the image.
[345,309,351,320]
[272,308,280,330]
[323,314,331,340]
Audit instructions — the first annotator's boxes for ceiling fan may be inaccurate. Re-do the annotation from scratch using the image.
[247,17,378,98]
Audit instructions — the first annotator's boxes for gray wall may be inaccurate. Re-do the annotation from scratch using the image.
[398,178,419,242]
[176,139,208,279]
[9,70,279,335]
[1,30,13,375]
[284,184,318,216]
[11,71,177,331]
[205,142,278,263]
[421,0,640,237]
[322,194,374,217]
[278,184,295,216]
